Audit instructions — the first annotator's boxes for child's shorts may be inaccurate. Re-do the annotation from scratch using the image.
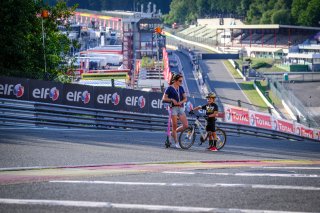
[206,122,216,132]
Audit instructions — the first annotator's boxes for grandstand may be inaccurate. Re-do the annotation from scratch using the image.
[177,19,320,61]
[203,30,217,39]
[179,25,207,36]
[177,25,218,45]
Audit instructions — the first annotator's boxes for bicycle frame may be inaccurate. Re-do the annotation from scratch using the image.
[192,116,208,140]
[179,111,227,150]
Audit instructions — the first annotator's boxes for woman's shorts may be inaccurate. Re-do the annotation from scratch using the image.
[171,107,186,116]
[206,123,216,132]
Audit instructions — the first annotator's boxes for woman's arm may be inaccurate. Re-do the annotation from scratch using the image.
[162,93,178,105]
[162,93,171,102]
[178,93,187,106]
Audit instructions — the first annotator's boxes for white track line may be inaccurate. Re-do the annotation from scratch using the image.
[50,180,320,191]
[255,167,320,170]
[162,171,320,178]
[0,198,314,213]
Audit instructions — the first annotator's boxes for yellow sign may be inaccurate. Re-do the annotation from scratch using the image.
[81,72,129,80]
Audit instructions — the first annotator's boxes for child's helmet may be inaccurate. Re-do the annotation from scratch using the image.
[206,92,216,98]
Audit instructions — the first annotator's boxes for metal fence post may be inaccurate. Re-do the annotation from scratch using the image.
[237,100,241,107]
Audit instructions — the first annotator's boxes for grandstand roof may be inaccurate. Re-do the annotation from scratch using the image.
[246,47,283,52]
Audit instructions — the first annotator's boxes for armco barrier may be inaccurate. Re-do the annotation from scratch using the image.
[224,104,320,141]
[0,97,317,143]
[1,76,319,142]
[201,53,239,60]
[0,97,318,142]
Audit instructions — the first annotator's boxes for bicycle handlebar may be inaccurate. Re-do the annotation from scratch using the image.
[189,111,219,122]
[189,110,208,120]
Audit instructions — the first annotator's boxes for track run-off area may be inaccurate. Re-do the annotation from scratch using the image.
[0,128,319,212]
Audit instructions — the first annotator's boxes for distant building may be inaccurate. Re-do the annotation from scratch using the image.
[178,18,320,65]
[286,43,320,71]
[70,5,166,88]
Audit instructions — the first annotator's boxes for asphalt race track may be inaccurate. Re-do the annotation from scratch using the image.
[0,128,319,213]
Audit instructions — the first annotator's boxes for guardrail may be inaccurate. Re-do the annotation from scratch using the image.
[264,72,320,82]
[268,77,319,128]
[1,98,318,143]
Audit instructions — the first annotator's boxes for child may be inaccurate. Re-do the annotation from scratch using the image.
[192,92,219,151]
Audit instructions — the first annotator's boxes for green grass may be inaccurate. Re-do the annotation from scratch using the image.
[268,90,283,107]
[238,81,268,110]
[223,60,242,79]
[255,79,283,108]
[255,80,273,103]
[222,60,269,109]
[235,58,287,73]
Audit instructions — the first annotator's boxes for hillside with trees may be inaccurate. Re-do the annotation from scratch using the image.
[163,0,320,27]
[48,0,320,27]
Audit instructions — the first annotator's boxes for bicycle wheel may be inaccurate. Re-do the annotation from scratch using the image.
[215,128,226,150]
[179,126,196,149]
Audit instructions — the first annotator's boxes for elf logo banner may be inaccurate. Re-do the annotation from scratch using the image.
[97,92,120,105]
[66,90,90,104]
[125,95,145,108]
[0,84,24,98]
[32,87,59,101]
[151,99,163,109]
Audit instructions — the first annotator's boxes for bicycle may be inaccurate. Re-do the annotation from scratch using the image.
[178,111,227,150]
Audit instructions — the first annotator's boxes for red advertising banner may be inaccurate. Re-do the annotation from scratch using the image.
[162,47,171,83]
[249,111,274,130]
[275,119,295,134]
[223,103,318,140]
[295,123,314,139]
[313,129,320,141]
[225,105,250,125]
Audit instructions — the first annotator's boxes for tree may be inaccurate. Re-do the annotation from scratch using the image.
[291,0,306,24]
[260,10,274,24]
[271,9,291,24]
[196,0,209,17]
[247,3,262,24]
[236,0,253,18]
[0,0,77,81]
[298,0,320,26]
[164,0,189,24]
[291,0,320,26]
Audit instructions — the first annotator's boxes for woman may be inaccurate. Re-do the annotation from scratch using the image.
[162,73,188,148]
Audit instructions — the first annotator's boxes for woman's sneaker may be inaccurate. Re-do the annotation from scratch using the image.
[175,143,181,149]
